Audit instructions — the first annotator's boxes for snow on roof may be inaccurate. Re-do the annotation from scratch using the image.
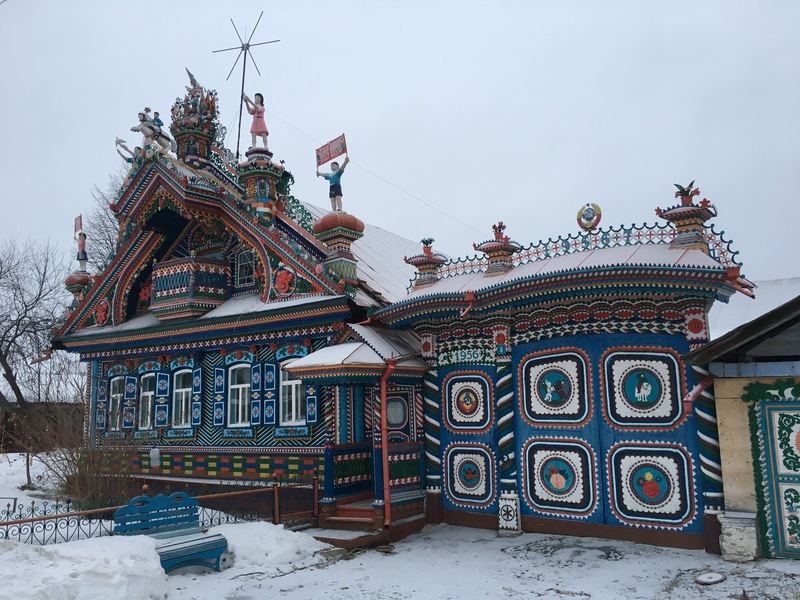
[285,324,423,370]
[302,203,419,303]
[65,312,161,338]
[285,342,386,368]
[708,277,800,339]
[285,340,428,370]
[348,323,421,359]
[64,294,343,339]
[197,293,342,319]
[403,244,724,300]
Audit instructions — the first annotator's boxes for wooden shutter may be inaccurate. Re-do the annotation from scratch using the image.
[250,363,262,425]
[154,372,170,427]
[191,366,203,426]
[213,367,226,426]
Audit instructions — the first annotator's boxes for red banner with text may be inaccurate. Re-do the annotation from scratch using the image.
[316,134,347,167]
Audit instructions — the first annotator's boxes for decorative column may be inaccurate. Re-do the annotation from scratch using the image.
[238,149,286,226]
[170,80,219,169]
[472,222,522,276]
[312,212,365,286]
[494,319,520,535]
[423,366,442,523]
[319,385,337,517]
[405,238,447,290]
[690,364,725,513]
[656,181,717,254]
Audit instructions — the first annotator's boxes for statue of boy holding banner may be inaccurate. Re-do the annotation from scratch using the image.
[316,134,349,212]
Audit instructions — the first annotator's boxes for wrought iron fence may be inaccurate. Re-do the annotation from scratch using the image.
[0,476,319,547]
[0,499,116,546]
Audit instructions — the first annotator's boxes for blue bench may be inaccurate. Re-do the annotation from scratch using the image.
[113,491,229,574]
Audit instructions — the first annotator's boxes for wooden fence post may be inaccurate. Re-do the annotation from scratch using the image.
[272,475,280,525]
[313,469,319,518]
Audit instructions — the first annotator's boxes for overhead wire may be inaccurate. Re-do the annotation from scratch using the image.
[256,109,485,238]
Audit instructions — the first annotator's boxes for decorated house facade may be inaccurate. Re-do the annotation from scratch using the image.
[53,75,429,534]
[54,74,756,550]
[361,199,754,550]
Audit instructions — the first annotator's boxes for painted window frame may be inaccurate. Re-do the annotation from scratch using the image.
[236,250,255,287]
[139,373,155,430]
[227,364,251,427]
[108,376,124,432]
[172,369,193,428]
[279,361,306,426]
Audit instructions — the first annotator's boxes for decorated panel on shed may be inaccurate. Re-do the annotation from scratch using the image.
[513,333,702,533]
[746,379,800,559]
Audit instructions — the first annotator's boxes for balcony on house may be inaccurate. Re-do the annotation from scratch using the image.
[150,256,231,321]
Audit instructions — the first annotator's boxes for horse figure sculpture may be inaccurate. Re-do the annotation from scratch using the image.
[131,112,177,153]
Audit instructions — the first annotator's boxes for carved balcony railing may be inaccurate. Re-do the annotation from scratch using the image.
[150,256,230,321]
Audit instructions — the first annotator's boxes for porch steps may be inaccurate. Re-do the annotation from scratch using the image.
[319,497,382,532]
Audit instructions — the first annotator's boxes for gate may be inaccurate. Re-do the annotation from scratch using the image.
[513,333,702,536]
[753,399,800,558]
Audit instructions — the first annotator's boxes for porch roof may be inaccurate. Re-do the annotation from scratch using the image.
[284,325,428,383]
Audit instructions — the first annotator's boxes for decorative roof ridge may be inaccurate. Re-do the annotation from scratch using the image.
[423,222,742,285]
[387,262,731,315]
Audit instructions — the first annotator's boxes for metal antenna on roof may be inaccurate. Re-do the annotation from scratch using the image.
[213,12,280,160]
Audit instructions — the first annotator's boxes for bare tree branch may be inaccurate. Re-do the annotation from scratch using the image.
[85,167,125,272]
[0,238,75,412]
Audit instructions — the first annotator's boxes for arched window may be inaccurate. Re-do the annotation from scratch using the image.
[109,376,124,432]
[139,374,155,430]
[228,365,251,426]
[236,250,255,287]
[172,370,192,428]
[280,361,306,426]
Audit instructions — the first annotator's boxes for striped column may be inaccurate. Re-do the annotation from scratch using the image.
[691,364,725,512]
[496,358,520,535]
[423,367,442,523]
[423,368,441,488]
[496,359,516,491]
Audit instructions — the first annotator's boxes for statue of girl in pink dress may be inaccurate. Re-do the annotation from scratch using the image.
[242,92,269,150]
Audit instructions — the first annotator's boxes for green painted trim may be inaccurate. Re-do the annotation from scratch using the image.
[742,378,800,403]
[747,400,772,557]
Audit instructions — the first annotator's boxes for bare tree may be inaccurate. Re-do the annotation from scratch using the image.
[85,166,125,272]
[0,238,72,412]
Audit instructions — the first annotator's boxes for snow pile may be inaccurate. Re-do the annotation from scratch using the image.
[212,522,332,576]
[0,521,334,600]
[0,452,334,600]
[0,535,167,600]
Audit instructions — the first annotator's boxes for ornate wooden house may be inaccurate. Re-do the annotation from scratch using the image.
[354,196,754,550]
[54,74,755,550]
[52,76,429,534]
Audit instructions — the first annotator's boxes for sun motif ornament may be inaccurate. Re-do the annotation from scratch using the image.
[576,203,602,231]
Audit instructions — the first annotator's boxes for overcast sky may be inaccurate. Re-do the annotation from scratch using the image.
[1,1,798,283]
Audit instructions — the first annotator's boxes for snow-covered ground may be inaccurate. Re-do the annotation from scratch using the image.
[2,452,800,600]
